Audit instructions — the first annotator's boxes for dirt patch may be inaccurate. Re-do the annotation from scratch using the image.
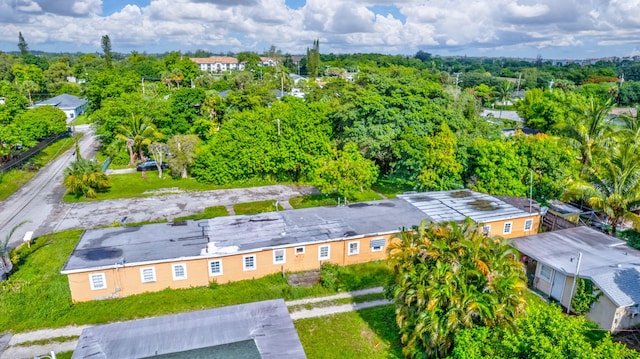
[287,270,321,287]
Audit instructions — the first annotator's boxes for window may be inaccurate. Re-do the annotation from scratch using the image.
[243,255,256,271]
[209,260,223,276]
[172,263,187,280]
[295,246,305,255]
[482,225,491,236]
[524,218,534,231]
[89,273,106,290]
[539,265,552,281]
[140,267,156,283]
[273,249,286,264]
[318,245,330,260]
[370,238,385,252]
[348,241,360,256]
[503,222,512,235]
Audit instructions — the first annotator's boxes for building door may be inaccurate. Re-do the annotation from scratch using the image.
[550,271,566,302]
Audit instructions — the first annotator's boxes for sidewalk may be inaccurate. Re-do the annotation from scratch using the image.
[0,287,391,358]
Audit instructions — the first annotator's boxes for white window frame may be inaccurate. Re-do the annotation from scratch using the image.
[371,238,384,252]
[318,245,330,260]
[348,241,360,256]
[89,273,106,290]
[273,249,286,264]
[503,222,513,235]
[524,218,534,231]
[172,263,187,281]
[295,246,305,255]
[243,255,257,271]
[482,224,491,236]
[140,267,156,283]
[539,264,552,281]
[208,260,223,276]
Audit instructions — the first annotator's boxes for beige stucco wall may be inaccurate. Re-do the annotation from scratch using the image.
[534,263,552,295]
[67,234,395,302]
[482,215,541,239]
[587,294,617,331]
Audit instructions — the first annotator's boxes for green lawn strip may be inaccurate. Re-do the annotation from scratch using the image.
[62,173,283,202]
[288,292,387,312]
[290,193,339,209]
[289,190,383,210]
[54,351,73,359]
[0,230,390,333]
[233,200,284,215]
[174,206,228,221]
[371,180,414,199]
[0,133,80,201]
[295,305,402,359]
[12,335,79,347]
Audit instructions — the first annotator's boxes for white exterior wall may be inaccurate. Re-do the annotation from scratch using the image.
[587,294,617,331]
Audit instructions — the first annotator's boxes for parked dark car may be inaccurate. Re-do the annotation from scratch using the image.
[136,160,169,171]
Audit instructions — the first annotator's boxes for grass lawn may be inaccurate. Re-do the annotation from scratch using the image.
[295,305,402,359]
[290,190,383,209]
[0,133,80,201]
[234,200,284,215]
[62,173,281,202]
[371,179,415,199]
[0,230,391,333]
[174,206,228,221]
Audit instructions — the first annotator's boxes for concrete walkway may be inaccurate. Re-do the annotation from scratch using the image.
[0,287,390,358]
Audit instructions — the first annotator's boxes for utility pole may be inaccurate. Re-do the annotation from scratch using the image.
[567,252,583,314]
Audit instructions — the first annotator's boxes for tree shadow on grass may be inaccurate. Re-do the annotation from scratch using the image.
[357,304,403,358]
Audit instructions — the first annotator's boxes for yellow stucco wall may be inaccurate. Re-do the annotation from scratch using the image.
[481,215,540,239]
[67,234,395,302]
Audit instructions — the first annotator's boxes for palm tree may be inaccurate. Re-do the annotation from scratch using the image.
[115,114,163,166]
[563,143,640,236]
[564,97,614,175]
[64,158,110,199]
[386,220,526,358]
[617,106,640,146]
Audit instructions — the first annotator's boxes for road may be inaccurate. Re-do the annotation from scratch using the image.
[0,124,98,248]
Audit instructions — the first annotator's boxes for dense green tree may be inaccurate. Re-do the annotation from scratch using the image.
[101,35,113,69]
[14,106,67,146]
[313,142,379,198]
[17,32,29,56]
[167,134,201,178]
[387,220,527,358]
[417,122,463,191]
[467,138,528,196]
[571,278,601,315]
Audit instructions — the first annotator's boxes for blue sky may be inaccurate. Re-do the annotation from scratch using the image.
[0,0,639,59]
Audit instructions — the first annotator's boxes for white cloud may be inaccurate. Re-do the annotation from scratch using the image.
[1,0,640,58]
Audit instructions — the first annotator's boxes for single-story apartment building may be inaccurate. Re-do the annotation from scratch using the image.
[32,93,88,122]
[513,226,640,332]
[61,190,541,302]
[72,299,305,358]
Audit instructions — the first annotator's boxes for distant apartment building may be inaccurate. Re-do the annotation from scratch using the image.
[191,56,278,73]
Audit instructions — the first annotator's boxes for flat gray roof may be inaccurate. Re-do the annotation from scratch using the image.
[62,198,427,272]
[398,190,536,224]
[513,226,640,307]
[71,299,306,359]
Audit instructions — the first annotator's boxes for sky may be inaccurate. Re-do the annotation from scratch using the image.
[1,0,640,60]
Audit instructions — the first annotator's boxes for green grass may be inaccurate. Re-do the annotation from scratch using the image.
[63,172,280,202]
[174,206,229,221]
[233,200,284,215]
[70,114,91,126]
[371,180,415,199]
[0,133,80,201]
[13,335,79,347]
[295,305,402,359]
[0,230,391,333]
[350,189,383,202]
[290,193,340,209]
[54,351,73,359]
